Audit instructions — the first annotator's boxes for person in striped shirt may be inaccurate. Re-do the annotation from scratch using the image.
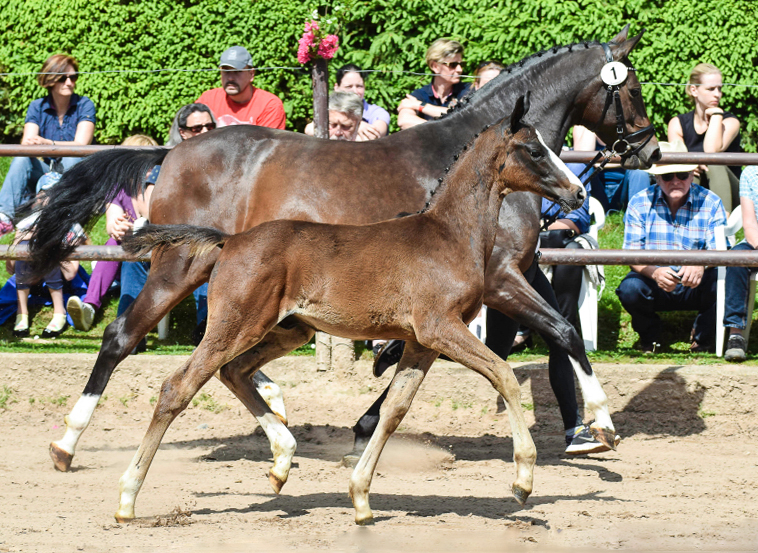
[616,141,726,354]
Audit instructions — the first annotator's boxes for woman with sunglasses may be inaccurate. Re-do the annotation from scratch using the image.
[667,63,743,212]
[397,38,470,130]
[0,54,95,236]
[166,103,217,145]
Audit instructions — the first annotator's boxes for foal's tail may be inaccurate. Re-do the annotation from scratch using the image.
[122,224,229,258]
[27,147,170,277]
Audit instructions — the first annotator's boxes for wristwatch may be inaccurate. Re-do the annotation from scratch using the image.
[418,102,426,114]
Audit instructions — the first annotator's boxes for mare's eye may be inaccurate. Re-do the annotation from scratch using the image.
[529,147,543,161]
[629,88,641,98]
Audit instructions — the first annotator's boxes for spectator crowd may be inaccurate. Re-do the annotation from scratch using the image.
[0,42,755,371]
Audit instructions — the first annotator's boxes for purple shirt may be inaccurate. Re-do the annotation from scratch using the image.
[110,189,138,222]
[362,99,390,127]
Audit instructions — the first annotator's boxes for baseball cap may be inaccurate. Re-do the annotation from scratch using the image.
[219,46,253,70]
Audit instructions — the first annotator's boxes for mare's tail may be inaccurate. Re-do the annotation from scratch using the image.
[27,148,170,277]
[122,224,229,258]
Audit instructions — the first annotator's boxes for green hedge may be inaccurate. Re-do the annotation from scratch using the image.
[1,0,757,149]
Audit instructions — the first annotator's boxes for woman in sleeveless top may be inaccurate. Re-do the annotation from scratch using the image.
[667,63,742,211]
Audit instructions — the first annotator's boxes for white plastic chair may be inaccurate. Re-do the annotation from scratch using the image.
[577,197,606,351]
[468,305,487,343]
[715,208,754,356]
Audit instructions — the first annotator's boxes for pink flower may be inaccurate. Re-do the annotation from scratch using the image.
[317,34,339,59]
[304,21,319,33]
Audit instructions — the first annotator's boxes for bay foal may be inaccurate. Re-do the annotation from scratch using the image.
[117,98,585,525]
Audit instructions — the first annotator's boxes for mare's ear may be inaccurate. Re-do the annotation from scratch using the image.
[510,92,531,134]
[611,24,631,44]
[613,29,644,60]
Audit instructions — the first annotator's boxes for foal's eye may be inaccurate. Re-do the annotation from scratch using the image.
[629,88,641,98]
[529,148,543,161]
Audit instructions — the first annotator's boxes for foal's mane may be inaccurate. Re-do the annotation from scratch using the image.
[441,40,604,119]
[416,122,498,214]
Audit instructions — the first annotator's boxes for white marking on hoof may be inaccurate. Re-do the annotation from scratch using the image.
[258,412,296,488]
[254,374,288,425]
[570,357,614,431]
[54,394,101,459]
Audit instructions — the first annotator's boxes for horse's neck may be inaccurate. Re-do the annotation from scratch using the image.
[440,47,602,153]
[425,135,507,254]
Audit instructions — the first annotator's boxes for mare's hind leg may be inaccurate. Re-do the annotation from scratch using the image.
[50,247,215,472]
[484,266,616,448]
[116,296,281,521]
[216,322,316,494]
[419,318,536,505]
[349,341,438,525]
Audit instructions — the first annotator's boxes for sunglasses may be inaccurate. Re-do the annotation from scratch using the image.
[438,61,463,70]
[56,73,78,84]
[660,171,692,182]
[182,122,216,133]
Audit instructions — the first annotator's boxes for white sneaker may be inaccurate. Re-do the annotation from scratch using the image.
[67,296,95,331]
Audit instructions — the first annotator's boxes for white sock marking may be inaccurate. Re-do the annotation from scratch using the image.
[55,394,100,455]
[569,357,614,431]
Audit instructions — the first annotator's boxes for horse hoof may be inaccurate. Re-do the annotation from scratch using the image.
[589,426,619,451]
[50,442,73,472]
[341,452,362,468]
[114,510,135,523]
[512,484,531,506]
[355,513,374,526]
[269,470,285,494]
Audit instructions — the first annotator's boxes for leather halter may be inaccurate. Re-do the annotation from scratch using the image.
[575,42,656,186]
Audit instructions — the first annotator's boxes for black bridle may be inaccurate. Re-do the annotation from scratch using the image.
[575,42,656,186]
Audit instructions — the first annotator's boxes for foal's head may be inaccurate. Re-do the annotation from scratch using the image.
[495,94,586,213]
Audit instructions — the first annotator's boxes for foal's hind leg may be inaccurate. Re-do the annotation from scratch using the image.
[216,322,316,494]
[420,318,536,505]
[484,266,616,448]
[349,341,438,525]
[50,248,215,472]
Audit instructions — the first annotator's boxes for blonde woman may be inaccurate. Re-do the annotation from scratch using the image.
[397,38,470,130]
[667,63,743,211]
[0,54,96,235]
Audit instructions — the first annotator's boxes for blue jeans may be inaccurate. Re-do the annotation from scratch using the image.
[117,261,149,317]
[723,241,757,330]
[616,268,718,344]
[567,163,651,213]
[194,283,208,324]
[0,156,82,218]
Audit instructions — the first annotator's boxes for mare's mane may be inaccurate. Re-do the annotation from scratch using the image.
[442,40,605,119]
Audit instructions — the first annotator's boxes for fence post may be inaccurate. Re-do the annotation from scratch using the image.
[310,58,355,372]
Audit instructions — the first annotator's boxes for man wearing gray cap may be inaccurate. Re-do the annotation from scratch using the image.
[196,45,286,129]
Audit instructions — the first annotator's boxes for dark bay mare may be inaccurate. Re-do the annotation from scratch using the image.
[115,99,586,524]
[29,27,659,472]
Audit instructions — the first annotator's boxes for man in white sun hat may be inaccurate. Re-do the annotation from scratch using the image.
[616,140,726,354]
[196,45,286,129]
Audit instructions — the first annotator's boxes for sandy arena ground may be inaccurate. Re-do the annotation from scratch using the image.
[1,353,757,552]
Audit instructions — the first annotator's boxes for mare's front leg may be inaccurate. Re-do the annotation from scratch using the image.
[484,260,616,448]
[349,341,438,525]
[217,321,315,494]
[50,247,216,472]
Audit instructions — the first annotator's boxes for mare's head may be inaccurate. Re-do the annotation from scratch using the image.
[578,25,661,169]
[494,94,586,212]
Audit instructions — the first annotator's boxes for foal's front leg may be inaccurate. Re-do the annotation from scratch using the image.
[421,318,536,505]
[349,342,439,525]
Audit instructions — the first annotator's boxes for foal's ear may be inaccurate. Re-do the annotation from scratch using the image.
[510,92,531,133]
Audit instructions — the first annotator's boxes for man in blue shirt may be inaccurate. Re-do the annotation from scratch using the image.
[616,141,726,353]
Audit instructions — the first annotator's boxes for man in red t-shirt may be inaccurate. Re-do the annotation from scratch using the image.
[196,46,286,129]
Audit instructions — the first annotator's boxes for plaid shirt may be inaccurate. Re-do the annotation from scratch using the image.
[623,183,726,270]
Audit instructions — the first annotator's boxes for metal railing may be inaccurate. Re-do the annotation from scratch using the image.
[1,145,757,265]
